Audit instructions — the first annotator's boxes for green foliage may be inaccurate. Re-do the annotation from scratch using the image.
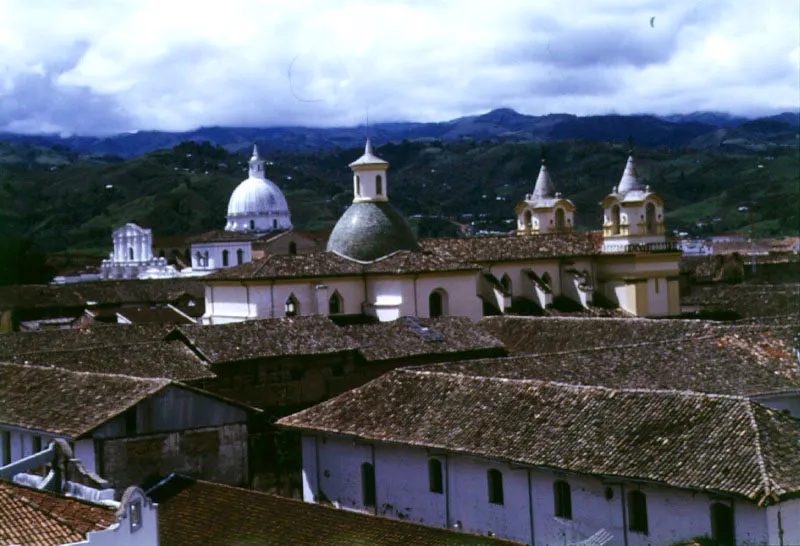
[0,139,797,255]
[0,235,55,285]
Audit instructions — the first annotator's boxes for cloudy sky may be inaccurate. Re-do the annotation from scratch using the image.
[1,0,797,135]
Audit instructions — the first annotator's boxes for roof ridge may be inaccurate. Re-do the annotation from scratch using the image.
[405,368,751,401]
[15,339,177,356]
[0,361,171,384]
[743,400,778,506]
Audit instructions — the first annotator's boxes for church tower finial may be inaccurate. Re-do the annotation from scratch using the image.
[249,143,265,180]
[348,139,389,203]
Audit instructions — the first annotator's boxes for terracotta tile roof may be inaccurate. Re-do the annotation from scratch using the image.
[170,316,360,364]
[419,232,600,263]
[206,250,479,281]
[343,317,506,361]
[11,340,215,381]
[0,279,205,310]
[0,480,114,546]
[0,324,172,358]
[682,283,800,320]
[0,363,169,438]
[154,478,518,545]
[279,369,800,503]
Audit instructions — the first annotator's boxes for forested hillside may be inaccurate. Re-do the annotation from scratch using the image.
[0,138,797,256]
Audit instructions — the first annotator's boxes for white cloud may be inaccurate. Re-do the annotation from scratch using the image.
[0,0,797,134]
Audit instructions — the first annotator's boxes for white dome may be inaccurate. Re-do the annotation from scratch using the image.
[225,145,293,232]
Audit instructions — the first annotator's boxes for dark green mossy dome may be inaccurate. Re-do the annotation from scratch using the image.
[326,201,420,262]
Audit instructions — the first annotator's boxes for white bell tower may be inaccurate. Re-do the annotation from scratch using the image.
[515,160,575,235]
[349,139,389,203]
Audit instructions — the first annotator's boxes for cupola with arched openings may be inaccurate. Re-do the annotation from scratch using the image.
[515,160,575,235]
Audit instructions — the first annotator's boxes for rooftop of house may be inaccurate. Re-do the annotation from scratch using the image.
[0,324,172,358]
[149,475,519,546]
[279,368,800,504]
[343,316,507,361]
[419,232,600,263]
[682,283,800,319]
[186,229,263,244]
[170,316,360,364]
[205,249,481,281]
[10,340,215,382]
[0,279,205,310]
[106,305,195,325]
[0,480,115,546]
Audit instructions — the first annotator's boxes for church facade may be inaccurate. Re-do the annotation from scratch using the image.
[201,142,681,324]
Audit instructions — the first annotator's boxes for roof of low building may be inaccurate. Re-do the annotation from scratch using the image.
[327,201,420,262]
[152,476,517,546]
[186,229,258,244]
[343,317,506,361]
[420,232,600,263]
[170,316,360,364]
[10,340,215,382]
[0,480,115,546]
[0,324,172,358]
[279,369,800,503]
[682,283,800,320]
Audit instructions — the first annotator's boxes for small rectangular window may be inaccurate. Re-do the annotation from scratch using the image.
[124,408,138,436]
[32,436,42,453]
[429,458,444,494]
[487,469,504,505]
[654,278,660,293]
[628,490,648,534]
[362,463,376,507]
[1,431,10,466]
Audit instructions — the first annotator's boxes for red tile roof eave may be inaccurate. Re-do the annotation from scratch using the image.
[274,422,769,504]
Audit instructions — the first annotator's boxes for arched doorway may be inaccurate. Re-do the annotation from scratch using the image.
[328,291,343,315]
[711,503,735,546]
[429,289,447,318]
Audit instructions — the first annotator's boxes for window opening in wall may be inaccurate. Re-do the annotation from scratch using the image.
[654,278,660,293]
[611,205,621,235]
[222,249,229,267]
[429,289,447,318]
[524,210,532,229]
[273,219,278,229]
[355,175,361,196]
[604,487,614,500]
[554,480,572,519]
[32,436,42,453]
[487,469,504,505]
[628,490,648,534]
[645,202,657,235]
[328,291,343,315]
[376,175,383,195]
[361,462,376,507]
[129,499,143,532]
[128,247,134,260]
[289,242,298,255]
[429,459,444,493]
[237,248,244,265]
[555,208,566,231]
[204,251,209,267]
[710,502,735,546]
[1,431,10,465]
[250,220,256,230]
[500,273,512,295]
[124,408,138,436]
[285,294,299,317]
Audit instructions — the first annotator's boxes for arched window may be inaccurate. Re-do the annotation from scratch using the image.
[541,272,552,287]
[710,503,735,546]
[524,210,532,229]
[355,175,361,196]
[285,294,299,317]
[376,175,383,195]
[555,208,566,231]
[361,462,376,508]
[273,219,278,229]
[500,273,512,295]
[236,248,244,265]
[328,291,343,315]
[429,289,447,318]
[554,480,572,519]
[250,220,255,230]
[428,459,443,494]
[128,247,134,261]
[222,249,229,267]
[195,251,202,267]
[487,469,504,505]
[645,202,657,234]
[611,205,621,235]
[628,490,648,534]
[288,242,297,255]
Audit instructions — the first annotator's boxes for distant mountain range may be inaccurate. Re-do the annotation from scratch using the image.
[1,109,797,159]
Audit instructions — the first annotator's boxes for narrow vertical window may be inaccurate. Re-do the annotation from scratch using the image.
[628,490,648,534]
[250,220,256,230]
[128,247,134,260]
[361,462,376,507]
[429,289,447,318]
[1,431,10,465]
[654,278,660,293]
[555,208,566,230]
[500,273,512,295]
[285,294,299,317]
[429,459,444,494]
[125,408,138,436]
[328,291,343,315]
[129,499,143,532]
[487,469,504,505]
[355,175,361,196]
[32,436,42,453]
[554,480,572,519]
[236,248,244,265]
[203,251,209,267]
[273,219,278,229]
[376,175,383,195]
[222,249,229,267]
[611,205,621,235]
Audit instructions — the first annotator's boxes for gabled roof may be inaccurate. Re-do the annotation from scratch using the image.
[279,369,800,503]
[0,480,115,546]
[0,324,171,358]
[152,477,517,546]
[170,316,360,364]
[10,340,215,382]
[420,232,600,263]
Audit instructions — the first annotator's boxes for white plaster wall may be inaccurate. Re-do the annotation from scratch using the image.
[74,439,97,474]
[736,499,770,545]
[70,490,158,546]
[416,273,482,321]
[191,241,252,270]
[209,285,249,320]
[0,428,62,467]
[324,279,366,316]
[768,498,800,545]
[645,277,669,316]
[302,435,319,503]
[315,436,373,513]
[353,170,389,203]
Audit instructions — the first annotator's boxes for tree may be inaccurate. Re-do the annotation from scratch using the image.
[0,236,55,285]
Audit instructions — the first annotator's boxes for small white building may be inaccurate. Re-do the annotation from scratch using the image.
[279,365,800,546]
[100,224,179,280]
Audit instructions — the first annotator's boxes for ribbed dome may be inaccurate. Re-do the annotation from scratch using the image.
[327,201,419,262]
[227,178,290,218]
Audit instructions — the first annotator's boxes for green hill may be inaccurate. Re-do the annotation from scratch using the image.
[0,139,797,255]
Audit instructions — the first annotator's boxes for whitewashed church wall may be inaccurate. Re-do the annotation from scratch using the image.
[645,277,670,316]
[209,285,249,320]
[735,500,770,545]
[191,242,252,270]
[73,439,97,474]
[322,279,365,316]
[314,436,373,513]
[768,498,800,545]
[416,274,481,321]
